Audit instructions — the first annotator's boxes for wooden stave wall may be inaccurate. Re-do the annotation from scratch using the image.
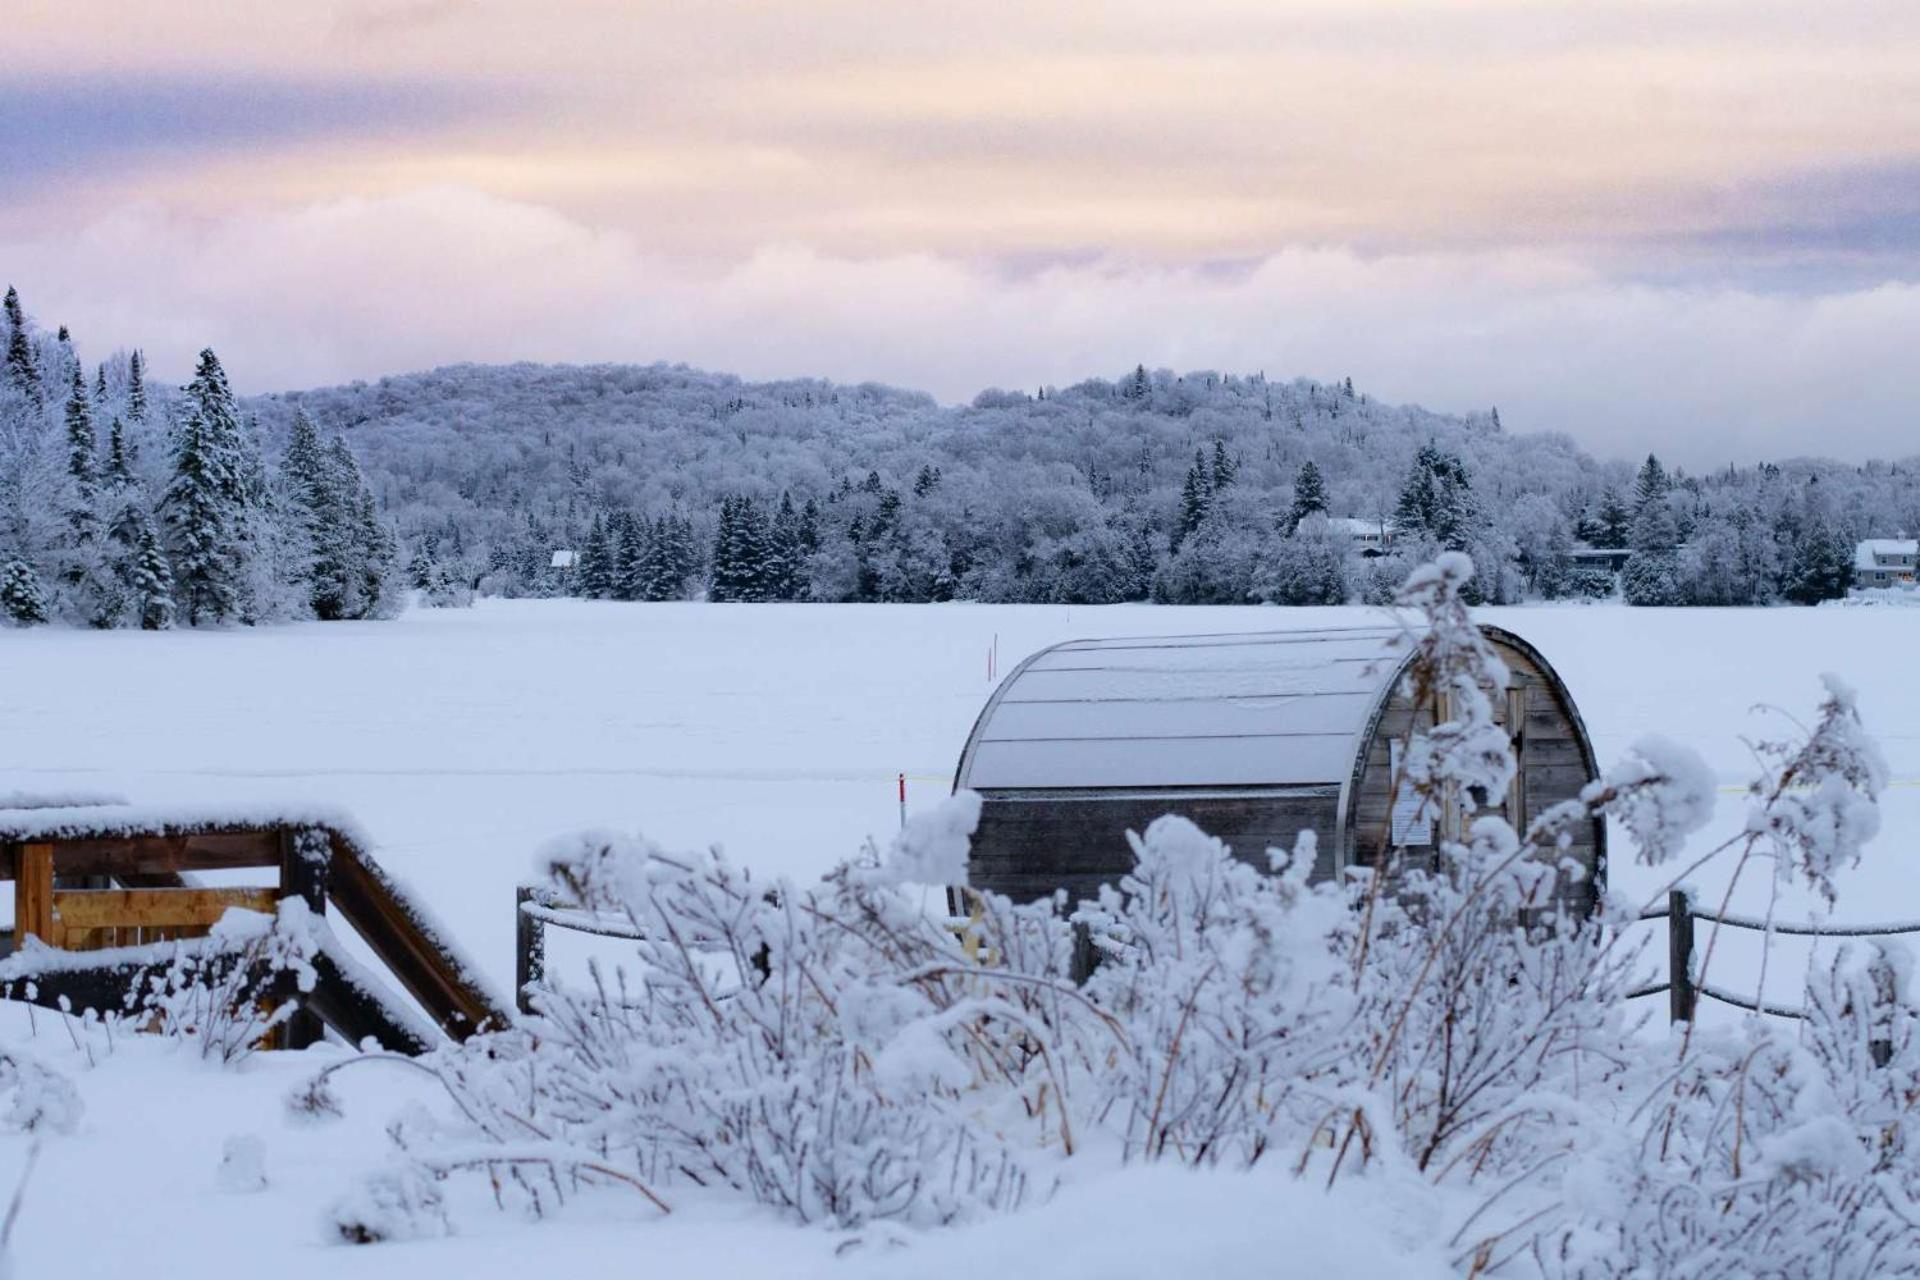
[968,788,1342,906]
[1343,637,1603,912]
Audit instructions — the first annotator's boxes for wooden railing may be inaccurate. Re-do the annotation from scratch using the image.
[1629,888,1920,1022]
[1,815,511,1051]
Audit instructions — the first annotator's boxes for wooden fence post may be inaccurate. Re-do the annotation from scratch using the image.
[278,829,330,1049]
[515,885,543,1016]
[1669,888,1696,1024]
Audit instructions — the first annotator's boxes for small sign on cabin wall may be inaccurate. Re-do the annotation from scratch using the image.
[1389,740,1432,847]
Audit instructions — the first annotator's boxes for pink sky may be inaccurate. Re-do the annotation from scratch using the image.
[6,0,1920,463]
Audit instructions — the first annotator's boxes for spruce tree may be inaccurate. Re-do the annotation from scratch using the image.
[63,368,100,542]
[1210,439,1237,490]
[610,512,645,601]
[768,492,805,600]
[105,418,134,490]
[1593,489,1631,549]
[281,412,350,619]
[0,558,50,625]
[578,514,614,598]
[709,498,739,601]
[161,408,237,625]
[127,507,175,630]
[127,350,148,424]
[3,285,39,406]
[1174,450,1213,548]
[1288,460,1329,531]
[1632,454,1669,514]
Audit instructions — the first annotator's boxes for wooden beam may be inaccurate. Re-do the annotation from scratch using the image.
[327,834,509,1040]
[14,844,53,945]
[49,888,278,932]
[0,832,283,881]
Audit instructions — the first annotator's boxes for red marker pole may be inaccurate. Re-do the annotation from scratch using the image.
[898,772,907,831]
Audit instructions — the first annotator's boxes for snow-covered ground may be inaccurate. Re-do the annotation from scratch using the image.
[1,599,1915,1276]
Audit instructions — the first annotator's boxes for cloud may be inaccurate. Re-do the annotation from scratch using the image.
[6,186,1918,468]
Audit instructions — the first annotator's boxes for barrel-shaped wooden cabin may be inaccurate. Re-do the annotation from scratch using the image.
[954,624,1604,912]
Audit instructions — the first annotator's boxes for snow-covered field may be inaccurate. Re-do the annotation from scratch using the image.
[1,599,1916,1277]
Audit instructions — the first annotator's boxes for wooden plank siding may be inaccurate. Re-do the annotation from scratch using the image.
[970,788,1340,905]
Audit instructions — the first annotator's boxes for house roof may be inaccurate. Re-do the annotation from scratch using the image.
[955,625,1416,790]
[1855,539,1918,572]
[550,549,578,569]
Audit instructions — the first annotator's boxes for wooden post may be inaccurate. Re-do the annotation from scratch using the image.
[1505,687,1528,834]
[14,844,54,946]
[515,885,544,1016]
[1669,888,1696,1024]
[278,829,330,1049]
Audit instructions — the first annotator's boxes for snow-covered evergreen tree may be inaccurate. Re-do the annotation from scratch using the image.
[1286,459,1328,532]
[161,408,235,624]
[0,556,49,625]
[1258,512,1350,604]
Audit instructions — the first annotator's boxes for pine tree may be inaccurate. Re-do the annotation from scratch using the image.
[1287,460,1329,532]
[63,368,100,541]
[578,514,614,598]
[0,558,50,625]
[1593,489,1631,549]
[610,511,645,601]
[735,496,770,600]
[1394,444,1477,549]
[3,286,39,406]
[161,408,237,626]
[767,492,805,600]
[126,506,175,630]
[93,363,109,405]
[1632,454,1669,514]
[105,418,134,490]
[1174,450,1213,548]
[1782,483,1855,605]
[127,350,148,424]
[1209,440,1237,490]
[281,412,350,619]
[709,498,738,601]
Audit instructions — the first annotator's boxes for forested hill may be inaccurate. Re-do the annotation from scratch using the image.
[252,360,1917,608]
[249,361,1590,604]
[8,267,1918,629]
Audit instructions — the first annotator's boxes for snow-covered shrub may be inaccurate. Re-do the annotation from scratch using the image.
[318,808,1086,1235]
[0,1049,80,1135]
[326,1161,450,1244]
[140,900,322,1063]
[1078,818,1352,1167]
[1546,945,1920,1278]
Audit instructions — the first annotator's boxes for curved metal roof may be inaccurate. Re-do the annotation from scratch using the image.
[954,625,1417,791]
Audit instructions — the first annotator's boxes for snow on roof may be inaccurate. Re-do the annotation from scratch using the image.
[1855,539,1918,571]
[551,549,578,569]
[1327,517,1390,538]
[0,799,372,848]
[956,625,1416,790]
[0,789,128,812]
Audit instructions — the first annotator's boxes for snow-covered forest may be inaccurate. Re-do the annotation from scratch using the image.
[0,288,400,629]
[5,283,1916,627]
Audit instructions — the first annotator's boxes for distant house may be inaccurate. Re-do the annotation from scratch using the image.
[1327,517,1394,558]
[1854,539,1918,590]
[550,549,578,572]
[1567,546,1632,573]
